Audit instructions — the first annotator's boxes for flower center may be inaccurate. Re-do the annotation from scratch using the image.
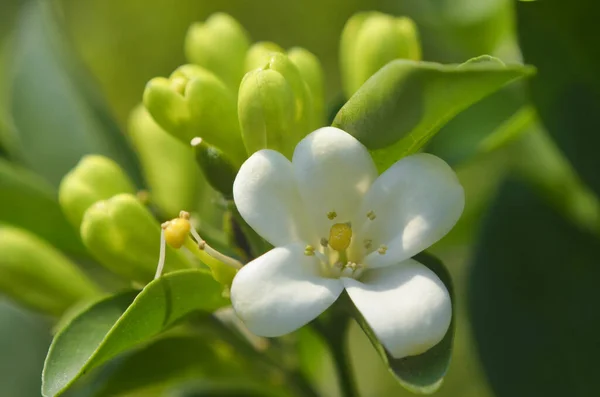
[328,223,352,252]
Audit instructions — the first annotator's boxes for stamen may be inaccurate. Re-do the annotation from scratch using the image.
[304,245,315,256]
[327,211,337,220]
[190,227,243,269]
[377,244,388,255]
[154,228,166,279]
[367,210,377,221]
[340,265,354,278]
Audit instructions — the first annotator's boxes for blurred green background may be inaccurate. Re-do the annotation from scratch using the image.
[2,0,599,396]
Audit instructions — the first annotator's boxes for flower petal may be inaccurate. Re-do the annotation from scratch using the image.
[231,243,344,337]
[233,149,317,246]
[359,153,464,268]
[292,127,378,238]
[343,259,452,359]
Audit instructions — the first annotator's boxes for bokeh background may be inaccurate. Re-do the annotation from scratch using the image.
[1,0,599,396]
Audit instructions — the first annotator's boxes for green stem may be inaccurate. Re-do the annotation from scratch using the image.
[313,295,359,397]
[200,316,320,397]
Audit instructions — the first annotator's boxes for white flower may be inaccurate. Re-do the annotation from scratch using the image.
[230,127,464,359]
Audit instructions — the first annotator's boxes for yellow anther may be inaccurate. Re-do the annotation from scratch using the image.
[327,211,337,220]
[367,210,377,220]
[163,217,191,249]
[304,245,315,256]
[377,244,388,255]
[329,223,352,252]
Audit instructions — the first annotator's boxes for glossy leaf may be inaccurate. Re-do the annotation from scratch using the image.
[469,178,600,397]
[333,56,534,171]
[350,252,455,394]
[42,269,229,397]
[517,0,600,197]
[0,158,86,255]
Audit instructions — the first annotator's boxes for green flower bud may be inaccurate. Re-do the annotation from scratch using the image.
[143,65,246,165]
[59,155,136,228]
[184,13,250,92]
[81,194,192,283]
[237,68,296,158]
[244,41,284,72]
[287,47,326,126]
[0,226,100,316]
[128,105,216,218]
[191,137,238,199]
[267,53,317,136]
[340,12,421,98]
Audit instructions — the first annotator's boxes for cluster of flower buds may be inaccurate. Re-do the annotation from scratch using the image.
[142,13,331,197]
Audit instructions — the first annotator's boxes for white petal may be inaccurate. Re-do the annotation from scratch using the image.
[359,153,464,268]
[343,259,451,359]
[292,127,377,238]
[230,243,344,337]
[233,150,317,246]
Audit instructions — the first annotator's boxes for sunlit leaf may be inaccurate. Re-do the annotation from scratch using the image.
[333,56,534,171]
[42,269,228,397]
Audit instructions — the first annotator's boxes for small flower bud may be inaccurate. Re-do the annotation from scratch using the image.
[0,226,100,316]
[143,65,246,164]
[191,137,239,199]
[287,47,325,126]
[340,12,421,98]
[266,53,317,142]
[244,41,284,72]
[128,105,210,218]
[184,13,250,92]
[238,68,296,157]
[81,194,192,283]
[59,155,135,228]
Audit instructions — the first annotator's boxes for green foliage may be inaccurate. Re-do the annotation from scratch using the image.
[517,0,600,198]
[10,2,141,187]
[42,269,229,397]
[0,226,100,316]
[334,56,534,171]
[0,158,86,254]
[469,179,600,397]
[350,252,454,394]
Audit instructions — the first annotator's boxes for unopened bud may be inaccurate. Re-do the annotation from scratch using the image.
[185,13,250,92]
[340,12,421,97]
[128,105,210,218]
[0,226,100,316]
[287,47,325,126]
[143,65,246,164]
[59,155,135,228]
[238,68,296,157]
[245,41,284,72]
[81,194,192,283]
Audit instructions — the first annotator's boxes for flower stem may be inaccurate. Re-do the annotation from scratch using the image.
[314,293,359,397]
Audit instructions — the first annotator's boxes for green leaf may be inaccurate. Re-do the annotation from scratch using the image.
[333,56,534,171]
[10,2,141,187]
[469,178,600,396]
[42,269,228,397]
[0,158,86,255]
[516,0,600,197]
[350,252,455,394]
